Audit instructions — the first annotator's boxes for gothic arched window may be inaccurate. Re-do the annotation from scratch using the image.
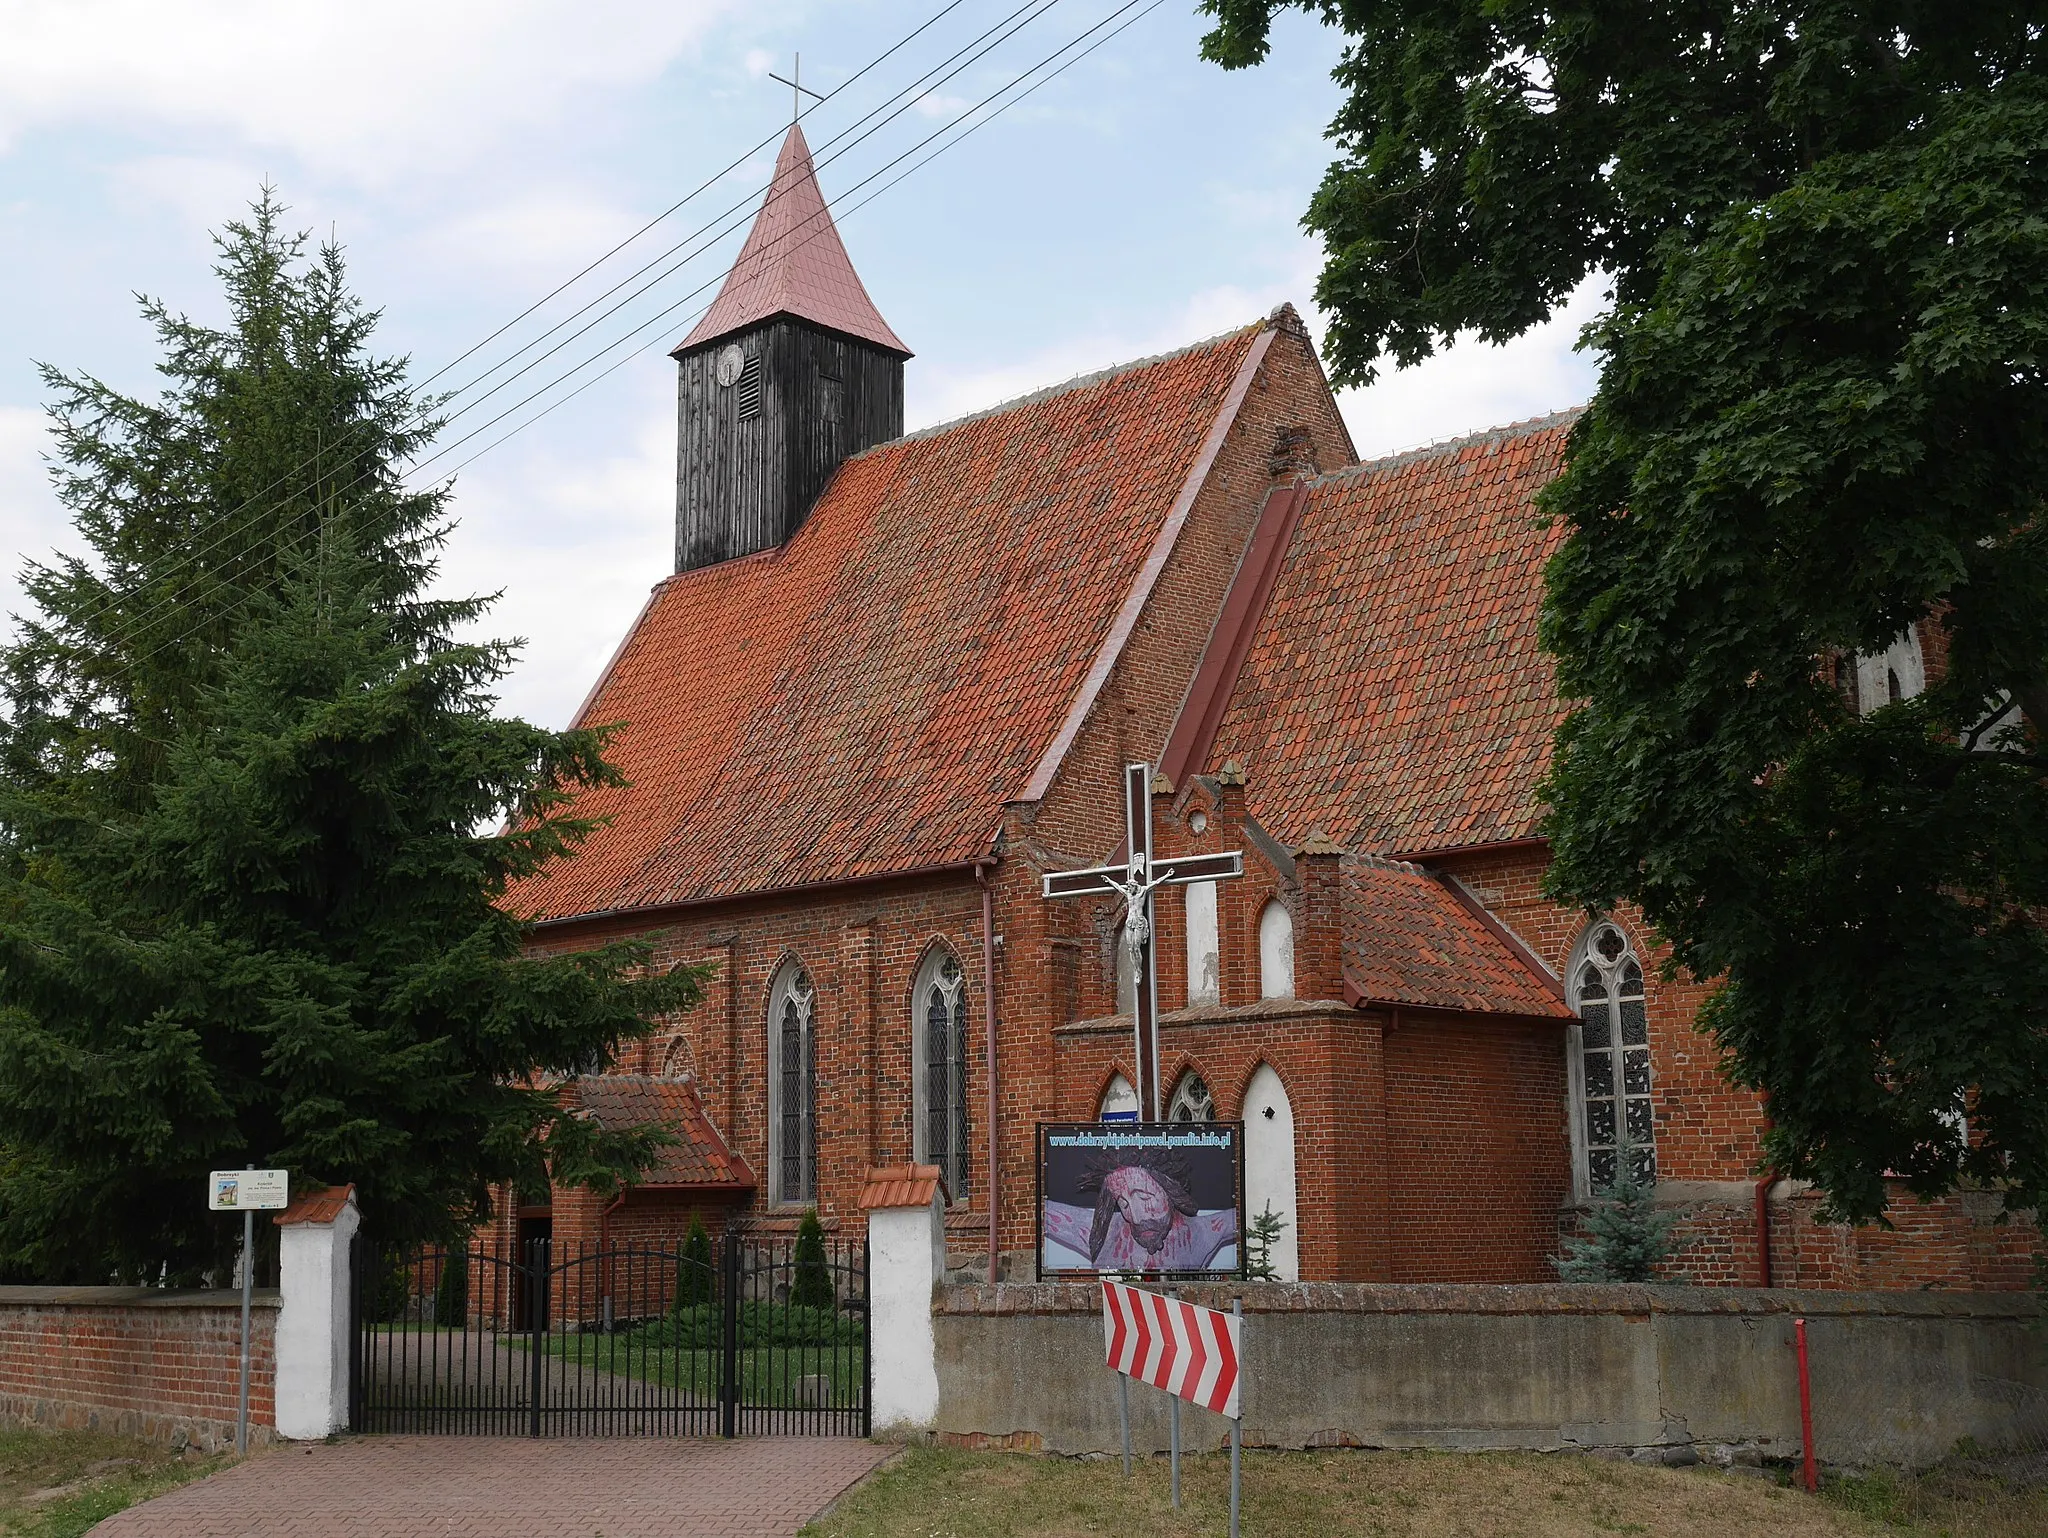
[1845,626,1926,715]
[1571,922,1655,1192]
[1167,1070,1215,1123]
[1258,900,1294,1000]
[1099,1073,1139,1122]
[914,950,970,1201]
[768,962,817,1205]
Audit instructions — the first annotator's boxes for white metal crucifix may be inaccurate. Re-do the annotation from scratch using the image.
[1043,763,1244,1120]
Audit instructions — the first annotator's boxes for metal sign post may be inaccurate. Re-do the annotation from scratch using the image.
[208,1169,289,1455]
[1168,1286,1182,1508]
[1102,1279,1244,1531]
[1043,763,1243,1118]
[1230,1296,1243,1538]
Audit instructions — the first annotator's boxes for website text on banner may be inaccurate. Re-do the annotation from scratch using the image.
[1101,1279,1240,1420]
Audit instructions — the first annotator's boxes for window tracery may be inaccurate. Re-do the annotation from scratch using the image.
[914,951,970,1200]
[1167,1070,1215,1124]
[768,963,817,1205]
[1571,922,1655,1190]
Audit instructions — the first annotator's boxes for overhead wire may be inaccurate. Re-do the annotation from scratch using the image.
[404,0,1159,486]
[82,0,1059,658]
[436,0,1167,482]
[114,0,1164,676]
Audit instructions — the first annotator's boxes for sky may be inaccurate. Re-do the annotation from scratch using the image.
[0,0,1603,729]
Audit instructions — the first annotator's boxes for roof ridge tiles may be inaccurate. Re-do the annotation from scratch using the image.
[1306,406,1585,485]
[859,317,1269,456]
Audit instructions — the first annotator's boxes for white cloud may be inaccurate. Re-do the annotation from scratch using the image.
[910,257,1607,464]
[413,191,648,287]
[0,1,735,186]
[437,403,675,729]
[108,154,271,233]
[1335,276,1607,460]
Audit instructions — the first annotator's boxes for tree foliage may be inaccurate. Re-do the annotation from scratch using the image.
[790,1209,834,1310]
[1204,5,2048,1221]
[1554,1136,1686,1282]
[0,196,703,1282]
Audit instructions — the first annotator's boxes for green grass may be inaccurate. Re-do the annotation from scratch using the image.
[1819,1457,2048,1538]
[800,1445,2048,1538]
[0,1425,226,1538]
[532,1330,865,1409]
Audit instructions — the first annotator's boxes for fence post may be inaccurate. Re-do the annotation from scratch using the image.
[721,1226,741,1438]
[859,1163,948,1435]
[527,1237,545,1439]
[273,1184,360,1440]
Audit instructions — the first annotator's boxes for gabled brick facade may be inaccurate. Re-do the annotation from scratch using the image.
[507,282,2030,1288]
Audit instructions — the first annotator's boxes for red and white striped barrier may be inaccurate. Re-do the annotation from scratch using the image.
[1101,1279,1241,1420]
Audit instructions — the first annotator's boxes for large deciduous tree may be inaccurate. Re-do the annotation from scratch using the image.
[1203,4,2048,1223]
[0,196,700,1282]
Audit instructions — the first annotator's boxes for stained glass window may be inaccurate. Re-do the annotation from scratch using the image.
[915,952,970,1201]
[1168,1071,1215,1123]
[1575,923,1655,1190]
[770,966,816,1205]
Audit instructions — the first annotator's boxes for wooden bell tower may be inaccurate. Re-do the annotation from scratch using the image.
[670,124,910,573]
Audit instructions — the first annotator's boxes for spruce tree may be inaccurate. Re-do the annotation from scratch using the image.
[675,1210,715,1311]
[0,195,702,1283]
[1244,1201,1289,1281]
[790,1209,834,1310]
[1553,1143,1685,1284]
[433,1246,469,1328]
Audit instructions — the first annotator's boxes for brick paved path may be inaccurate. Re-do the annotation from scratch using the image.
[91,1436,896,1537]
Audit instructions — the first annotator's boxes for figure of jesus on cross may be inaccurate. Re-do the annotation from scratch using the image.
[1044,764,1244,1119]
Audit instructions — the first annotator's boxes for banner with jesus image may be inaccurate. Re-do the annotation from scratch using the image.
[1038,1122,1243,1275]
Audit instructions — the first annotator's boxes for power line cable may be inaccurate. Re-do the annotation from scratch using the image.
[404,0,1149,484]
[434,0,1060,413]
[79,0,1055,656]
[119,0,1160,675]
[442,0,1167,481]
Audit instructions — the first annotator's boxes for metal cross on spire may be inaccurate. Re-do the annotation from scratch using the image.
[767,54,825,125]
[1043,764,1244,1120]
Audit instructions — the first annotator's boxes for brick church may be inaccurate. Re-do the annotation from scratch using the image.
[501,124,2030,1291]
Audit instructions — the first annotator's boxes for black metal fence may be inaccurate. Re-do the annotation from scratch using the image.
[350,1229,869,1437]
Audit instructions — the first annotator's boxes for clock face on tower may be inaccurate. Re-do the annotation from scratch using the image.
[714,344,746,388]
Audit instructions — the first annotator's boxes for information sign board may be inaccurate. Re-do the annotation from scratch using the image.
[1037,1122,1242,1275]
[208,1169,290,1211]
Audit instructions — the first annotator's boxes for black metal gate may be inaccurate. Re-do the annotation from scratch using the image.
[350,1229,869,1436]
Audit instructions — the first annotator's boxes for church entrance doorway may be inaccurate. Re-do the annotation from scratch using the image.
[349,1229,869,1438]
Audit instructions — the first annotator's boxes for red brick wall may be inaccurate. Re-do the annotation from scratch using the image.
[0,1288,276,1452]
[1383,1014,1573,1282]
[530,870,991,1242]
[1435,844,2036,1289]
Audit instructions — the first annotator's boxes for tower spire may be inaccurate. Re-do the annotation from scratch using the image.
[676,123,909,358]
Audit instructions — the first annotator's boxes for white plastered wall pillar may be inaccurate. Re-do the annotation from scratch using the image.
[274,1184,360,1439]
[1244,1065,1301,1280]
[860,1163,946,1434]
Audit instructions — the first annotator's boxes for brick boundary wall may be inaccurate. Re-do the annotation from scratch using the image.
[0,1287,280,1453]
[929,1281,2045,1468]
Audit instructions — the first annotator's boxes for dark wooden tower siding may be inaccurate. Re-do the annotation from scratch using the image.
[673,319,905,572]
[667,123,911,574]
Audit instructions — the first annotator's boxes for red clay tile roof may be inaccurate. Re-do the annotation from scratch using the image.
[678,124,909,357]
[567,1076,754,1189]
[1344,855,1571,1018]
[274,1183,355,1228]
[512,323,1268,922]
[1209,414,1577,858]
[858,1163,947,1210]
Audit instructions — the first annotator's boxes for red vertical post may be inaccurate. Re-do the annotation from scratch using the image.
[1794,1316,1817,1492]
